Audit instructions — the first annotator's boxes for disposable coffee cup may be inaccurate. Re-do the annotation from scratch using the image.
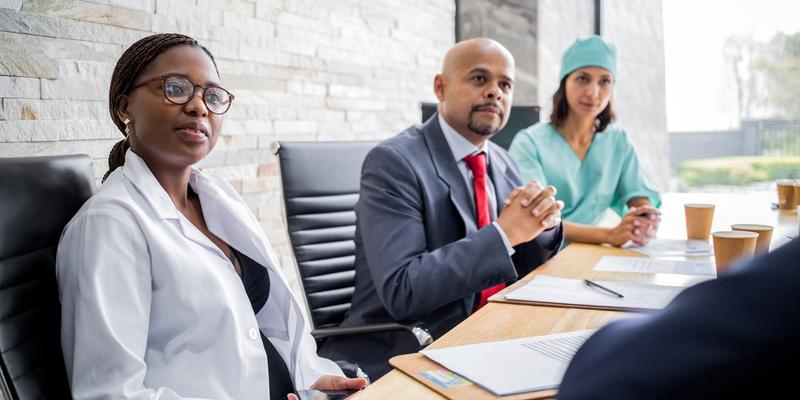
[685,203,715,240]
[776,180,796,210]
[795,183,800,210]
[712,231,758,273]
[731,224,773,254]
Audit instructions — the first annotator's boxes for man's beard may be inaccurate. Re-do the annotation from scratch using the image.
[467,104,504,136]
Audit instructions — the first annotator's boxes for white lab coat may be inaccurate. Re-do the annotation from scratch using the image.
[56,150,343,400]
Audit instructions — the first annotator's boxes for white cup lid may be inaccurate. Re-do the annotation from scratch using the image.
[685,203,715,208]
[731,224,773,231]
[712,230,758,239]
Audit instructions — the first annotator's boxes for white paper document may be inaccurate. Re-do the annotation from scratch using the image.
[626,239,713,257]
[594,256,716,276]
[504,275,685,311]
[421,330,595,396]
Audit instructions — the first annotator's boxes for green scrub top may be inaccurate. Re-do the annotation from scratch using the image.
[509,122,661,225]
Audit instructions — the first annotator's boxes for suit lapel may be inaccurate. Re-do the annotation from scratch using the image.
[422,114,477,233]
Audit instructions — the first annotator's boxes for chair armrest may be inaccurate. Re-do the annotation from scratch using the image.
[311,322,433,347]
[0,375,12,400]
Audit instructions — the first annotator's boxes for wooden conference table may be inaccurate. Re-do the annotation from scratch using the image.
[356,192,798,399]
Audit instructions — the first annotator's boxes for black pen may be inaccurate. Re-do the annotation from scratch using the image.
[583,279,625,299]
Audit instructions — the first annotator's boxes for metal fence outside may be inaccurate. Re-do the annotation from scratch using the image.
[670,118,800,172]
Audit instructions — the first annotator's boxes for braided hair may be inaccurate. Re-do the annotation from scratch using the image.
[103,33,219,182]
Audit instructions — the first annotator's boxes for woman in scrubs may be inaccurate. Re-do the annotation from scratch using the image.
[509,35,660,246]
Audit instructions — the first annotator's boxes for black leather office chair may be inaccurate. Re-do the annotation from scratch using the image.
[420,102,541,150]
[0,155,95,400]
[272,141,432,351]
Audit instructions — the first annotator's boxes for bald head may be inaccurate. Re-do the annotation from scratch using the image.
[441,38,515,78]
[434,38,515,146]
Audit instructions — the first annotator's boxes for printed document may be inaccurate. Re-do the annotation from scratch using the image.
[421,330,595,396]
[504,275,685,311]
[594,256,716,276]
[626,239,712,257]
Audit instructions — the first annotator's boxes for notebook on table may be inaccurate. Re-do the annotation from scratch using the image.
[390,330,595,399]
[502,275,685,312]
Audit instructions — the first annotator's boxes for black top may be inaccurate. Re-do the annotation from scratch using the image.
[232,248,295,398]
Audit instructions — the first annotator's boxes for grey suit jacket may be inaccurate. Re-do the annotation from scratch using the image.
[319,115,563,379]
[558,238,800,400]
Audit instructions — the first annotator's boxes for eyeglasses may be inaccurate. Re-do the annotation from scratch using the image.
[130,74,235,115]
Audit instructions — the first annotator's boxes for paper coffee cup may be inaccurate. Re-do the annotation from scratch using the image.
[685,203,715,240]
[776,180,796,210]
[712,231,758,273]
[795,184,800,210]
[731,224,773,254]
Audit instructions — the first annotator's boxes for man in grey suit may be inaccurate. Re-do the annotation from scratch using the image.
[319,38,564,379]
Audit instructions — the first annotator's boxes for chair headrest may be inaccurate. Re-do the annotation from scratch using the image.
[0,155,95,260]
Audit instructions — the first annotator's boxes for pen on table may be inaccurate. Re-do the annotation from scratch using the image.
[583,279,625,299]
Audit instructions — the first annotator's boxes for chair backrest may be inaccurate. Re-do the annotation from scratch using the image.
[0,155,95,400]
[274,141,377,330]
[420,102,541,150]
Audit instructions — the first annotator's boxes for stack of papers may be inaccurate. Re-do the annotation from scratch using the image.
[422,330,595,396]
[625,239,712,257]
[504,275,685,311]
[594,256,716,276]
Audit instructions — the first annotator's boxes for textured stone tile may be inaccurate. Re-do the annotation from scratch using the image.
[0,76,40,98]
[0,8,142,45]
[41,78,107,100]
[0,0,22,10]
[0,53,58,78]
[21,0,153,30]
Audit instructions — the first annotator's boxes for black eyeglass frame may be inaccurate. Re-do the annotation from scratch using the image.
[130,74,235,115]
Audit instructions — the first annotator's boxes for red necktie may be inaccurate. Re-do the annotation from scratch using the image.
[463,153,506,311]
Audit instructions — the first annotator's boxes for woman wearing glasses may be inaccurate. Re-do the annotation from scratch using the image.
[56,33,366,399]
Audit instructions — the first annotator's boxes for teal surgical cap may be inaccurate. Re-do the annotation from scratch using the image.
[559,35,617,81]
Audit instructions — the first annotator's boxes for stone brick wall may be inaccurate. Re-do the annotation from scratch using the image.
[0,0,454,298]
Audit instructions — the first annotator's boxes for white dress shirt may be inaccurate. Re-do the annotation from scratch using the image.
[438,114,514,254]
[56,150,342,400]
